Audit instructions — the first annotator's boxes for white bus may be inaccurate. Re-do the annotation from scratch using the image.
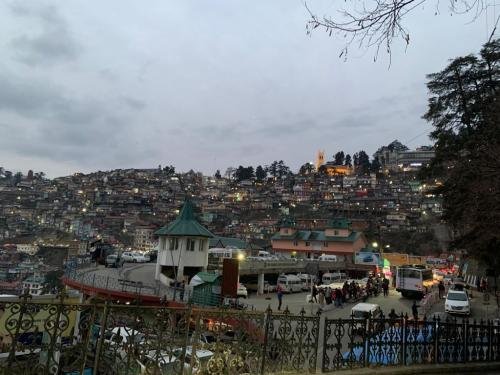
[208,247,245,260]
[277,274,303,293]
[322,272,347,284]
[396,265,434,298]
[297,273,316,291]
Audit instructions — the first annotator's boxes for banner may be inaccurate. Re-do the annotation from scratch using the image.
[354,251,381,266]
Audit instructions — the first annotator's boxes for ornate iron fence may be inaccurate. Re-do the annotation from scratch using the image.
[0,293,499,374]
[321,313,500,372]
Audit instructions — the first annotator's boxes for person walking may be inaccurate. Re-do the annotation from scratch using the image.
[438,280,445,299]
[318,289,325,305]
[382,278,389,297]
[411,300,419,321]
[312,284,318,303]
[277,285,283,311]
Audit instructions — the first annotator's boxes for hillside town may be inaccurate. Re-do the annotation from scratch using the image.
[0,140,449,295]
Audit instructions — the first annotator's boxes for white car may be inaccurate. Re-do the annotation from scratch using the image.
[237,284,248,298]
[121,251,135,262]
[132,253,149,263]
[445,290,470,315]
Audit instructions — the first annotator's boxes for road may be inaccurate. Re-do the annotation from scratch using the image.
[84,262,500,320]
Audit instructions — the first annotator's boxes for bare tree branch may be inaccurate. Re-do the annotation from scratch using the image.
[306,0,487,61]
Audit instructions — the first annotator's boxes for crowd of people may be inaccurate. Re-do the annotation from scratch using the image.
[308,275,392,309]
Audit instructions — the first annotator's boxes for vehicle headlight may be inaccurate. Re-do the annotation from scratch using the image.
[445,304,450,309]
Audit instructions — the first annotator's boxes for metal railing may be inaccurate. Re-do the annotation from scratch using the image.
[1,293,500,374]
[64,266,188,302]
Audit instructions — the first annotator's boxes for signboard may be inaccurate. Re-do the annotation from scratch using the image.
[354,251,381,266]
[383,253,409,266]
[221,258,238,298]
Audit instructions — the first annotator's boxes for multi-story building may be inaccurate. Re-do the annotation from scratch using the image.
[133,225,156,251]
[23,275,45,295]
[271,217,367,259]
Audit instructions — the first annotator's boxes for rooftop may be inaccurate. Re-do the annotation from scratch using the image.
[155,200,214,238]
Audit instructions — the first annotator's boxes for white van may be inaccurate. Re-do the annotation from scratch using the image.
[318,254,338,262]
[297,274,316,291]
[277,274,302,293]
[322,272,347,284]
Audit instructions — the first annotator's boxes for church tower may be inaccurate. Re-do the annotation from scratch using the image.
[316,150,325,171]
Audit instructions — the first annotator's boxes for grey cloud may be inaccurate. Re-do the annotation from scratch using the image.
[0,73,131,163]
[9,2,80,65]
[122,97,146,111]
[0,74,100,124]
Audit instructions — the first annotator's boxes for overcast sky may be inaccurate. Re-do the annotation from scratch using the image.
[0,1,494,177]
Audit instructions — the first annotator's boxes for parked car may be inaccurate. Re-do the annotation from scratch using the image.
[105,254,124,268]
[351,303,382,319]
[445,290,470,315]
[121,251,135,262]
[237,284,248,298]
[132,253,150,263]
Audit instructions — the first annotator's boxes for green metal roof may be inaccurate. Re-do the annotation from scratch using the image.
[327,218,351,229]
[195,272,221,283]
[155,200,214,238]
[209,236,250,249]
[271,230,360,243]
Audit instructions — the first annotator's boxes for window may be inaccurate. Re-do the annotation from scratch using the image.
[323,242,328,247]
[305,242,310,247]
[293,240,298,246]
[199,239,205,251]
[284,229,289,234]
[169,238,179,250]
[187,239,195,251]
[334,230,339,235]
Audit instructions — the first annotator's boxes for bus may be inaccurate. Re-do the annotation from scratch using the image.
[277,274,303,293]
[396,265,434,298]
[208,247,246,259]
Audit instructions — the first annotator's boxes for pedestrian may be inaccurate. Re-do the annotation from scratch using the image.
[325,287,332,305]
[312,284,318,303]
[438,280,445,299]
[411,300,419,321]
[277,285,283,311]
[318,289,325,305]
[382,278,389,297]
[388,308,398,320]
[335,288,343,308]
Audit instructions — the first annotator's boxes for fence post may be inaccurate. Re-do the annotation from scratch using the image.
[6,292,31,369]
[79,302,98,375]
[488,319,493,361]
[463,318,468,363]
[364,317,370,367]
[434,316,440,363]
[402,314,407,366]
[93,300,110,374]
[260,306,271,375]
[44,292,66,374]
